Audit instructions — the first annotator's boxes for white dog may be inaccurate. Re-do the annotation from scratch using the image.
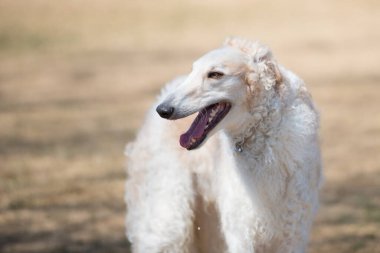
[125,37,322,253]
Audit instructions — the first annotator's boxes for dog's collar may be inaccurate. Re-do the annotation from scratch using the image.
[234,143,244,153]
[232,108,272,154]
[232,120,258,154]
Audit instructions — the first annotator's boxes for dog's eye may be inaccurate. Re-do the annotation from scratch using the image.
[207,71,224,79]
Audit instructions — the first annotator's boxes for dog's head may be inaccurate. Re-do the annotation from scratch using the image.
[156,37,282,150]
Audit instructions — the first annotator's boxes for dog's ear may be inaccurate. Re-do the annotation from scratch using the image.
[252,46,282,91]
[224,37,282,91]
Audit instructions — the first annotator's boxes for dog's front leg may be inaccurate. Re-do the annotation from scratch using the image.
[216,161,256,253]
[125,149,196,253]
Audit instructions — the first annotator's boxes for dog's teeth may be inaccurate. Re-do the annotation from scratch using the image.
[208,107,220,123]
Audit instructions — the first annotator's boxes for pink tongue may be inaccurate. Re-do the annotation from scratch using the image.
[179,111,209,148]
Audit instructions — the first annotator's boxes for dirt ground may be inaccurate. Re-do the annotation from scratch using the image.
[0,0,379,252]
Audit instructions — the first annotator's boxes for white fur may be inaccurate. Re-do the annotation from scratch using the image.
[125,38,323,253]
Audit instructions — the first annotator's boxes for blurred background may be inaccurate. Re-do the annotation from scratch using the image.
[0,0,379,252]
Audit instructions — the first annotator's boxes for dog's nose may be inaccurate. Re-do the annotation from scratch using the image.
[156,104,175,119]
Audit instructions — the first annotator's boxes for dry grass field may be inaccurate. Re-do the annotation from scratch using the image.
[1,0,379,252]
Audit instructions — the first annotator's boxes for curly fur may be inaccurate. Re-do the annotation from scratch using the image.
[125,37,323,253]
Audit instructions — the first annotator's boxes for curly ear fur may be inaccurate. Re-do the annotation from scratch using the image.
[224,37,282,91]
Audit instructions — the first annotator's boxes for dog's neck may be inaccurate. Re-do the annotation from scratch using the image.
[229,92,283,156]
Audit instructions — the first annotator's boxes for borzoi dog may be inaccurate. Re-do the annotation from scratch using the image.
[125,37,322,253]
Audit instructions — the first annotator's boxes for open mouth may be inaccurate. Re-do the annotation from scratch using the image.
[179,102,231,150]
